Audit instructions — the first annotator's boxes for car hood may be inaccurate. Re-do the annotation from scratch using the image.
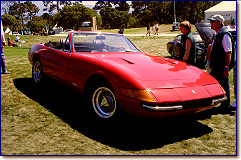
[101,53,216,88]
[195,23,215,47]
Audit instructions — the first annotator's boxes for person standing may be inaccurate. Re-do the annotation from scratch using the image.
[155,22,159,35]
[152,24,156,35]
[146,23,151,36]
[1,20,10,74]
[207,15,235,111]
[178,21,196,65]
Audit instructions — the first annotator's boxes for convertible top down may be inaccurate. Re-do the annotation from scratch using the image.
[28,31,226,119]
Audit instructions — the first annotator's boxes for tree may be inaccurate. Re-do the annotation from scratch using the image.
[25,1,40,21]
[1,1,16,14]
[9,1,39,27]
[42,1,82,14]
[54,4,100,30]
[100,7,130,29]
[41,13,55,30]
[93,1,130,12]
[93,1,113,10]
[27,20,45,33]
[131,1,222,26]
[113,1,130,12]
[1,14,17,32]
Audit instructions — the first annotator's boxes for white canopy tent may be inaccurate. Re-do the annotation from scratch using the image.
[204,1,236,25]
[4,27,11,35]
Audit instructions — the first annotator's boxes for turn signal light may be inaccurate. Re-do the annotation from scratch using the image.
[119,88,157,102]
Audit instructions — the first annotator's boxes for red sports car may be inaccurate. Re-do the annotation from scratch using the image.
[28,31,226,119]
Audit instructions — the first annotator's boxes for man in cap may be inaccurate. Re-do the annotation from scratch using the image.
[207,15,235,112]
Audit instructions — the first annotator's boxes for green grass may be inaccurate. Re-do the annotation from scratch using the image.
[1,29,236,155]
[100,24,198,34]
[3,48,30,56]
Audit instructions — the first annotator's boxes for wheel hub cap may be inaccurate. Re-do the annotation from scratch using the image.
[92,87,116,118]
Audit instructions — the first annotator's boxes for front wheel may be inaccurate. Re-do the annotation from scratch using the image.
[92,86,117,119]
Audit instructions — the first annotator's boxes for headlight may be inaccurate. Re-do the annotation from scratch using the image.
[119,88,157,102]
[196,50,202,55]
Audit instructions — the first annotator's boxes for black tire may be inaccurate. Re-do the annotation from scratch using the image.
[171,48,175,59]
[32,56,45,88]
[87,82,119,120]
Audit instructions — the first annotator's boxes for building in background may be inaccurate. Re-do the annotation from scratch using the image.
[204,1,236,25]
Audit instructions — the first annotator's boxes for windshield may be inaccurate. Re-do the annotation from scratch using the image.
[73,32,141,53]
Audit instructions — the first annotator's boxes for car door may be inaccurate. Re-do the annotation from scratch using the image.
[44,36,71,80]
[66,32,98,91]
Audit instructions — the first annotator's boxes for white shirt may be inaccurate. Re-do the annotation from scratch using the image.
[211,27,232,52]
[15,36,20,42]
[155,24,158,28]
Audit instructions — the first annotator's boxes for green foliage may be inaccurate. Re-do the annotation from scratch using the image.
[27,21,45,33]
[93,1,130,12]
[131,1,222,26]
[42,1,82,14]
[24,1,40,21]
[127,16,138,28]
[40,13,55,30]
[1,14,17,31]
[9,1,39,27]
[54,4,99,30]
[100,7,130,29]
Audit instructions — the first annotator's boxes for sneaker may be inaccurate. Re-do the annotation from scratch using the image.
[230,101,236,111]
[230,101,236,108]
[2,71,11,74]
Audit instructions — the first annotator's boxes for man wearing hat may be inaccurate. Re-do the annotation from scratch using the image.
[207,15,235,111]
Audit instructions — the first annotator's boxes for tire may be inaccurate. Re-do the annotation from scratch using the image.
[88,82,118,119]
[32,57,45,88]
[171,49,175,59]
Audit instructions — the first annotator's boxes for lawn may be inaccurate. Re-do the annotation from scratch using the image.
[1,27,237,155]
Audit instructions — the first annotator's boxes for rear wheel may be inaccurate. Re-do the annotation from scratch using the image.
[171,49,178,59]
[32,57,45,88]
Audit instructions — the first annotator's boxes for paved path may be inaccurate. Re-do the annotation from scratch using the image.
[50,33,177,37]
[124,34,177,37]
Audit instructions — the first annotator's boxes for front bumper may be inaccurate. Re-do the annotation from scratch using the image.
[142,95,227,112]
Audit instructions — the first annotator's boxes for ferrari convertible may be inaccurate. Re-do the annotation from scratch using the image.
[28,31,227,119]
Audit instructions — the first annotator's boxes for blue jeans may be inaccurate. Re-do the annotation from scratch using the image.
[1,47,7,72]
[210,71,230,107]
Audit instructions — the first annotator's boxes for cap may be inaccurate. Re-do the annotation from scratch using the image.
[208,15,224,24]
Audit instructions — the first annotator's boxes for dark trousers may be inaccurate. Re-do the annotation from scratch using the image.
[1,47,7,72]
[210,70,230,107]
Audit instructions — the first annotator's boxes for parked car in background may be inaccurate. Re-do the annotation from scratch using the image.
[82,22,91,27]
[28,31,227,120]
[48,30,55,35]
[12,32,20,35]
[225,26,237,42]
[172,22,180,30]
[59,29,74,34]
[167,32,207,68]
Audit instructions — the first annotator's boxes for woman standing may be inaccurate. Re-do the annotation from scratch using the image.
[178,21,196,65]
